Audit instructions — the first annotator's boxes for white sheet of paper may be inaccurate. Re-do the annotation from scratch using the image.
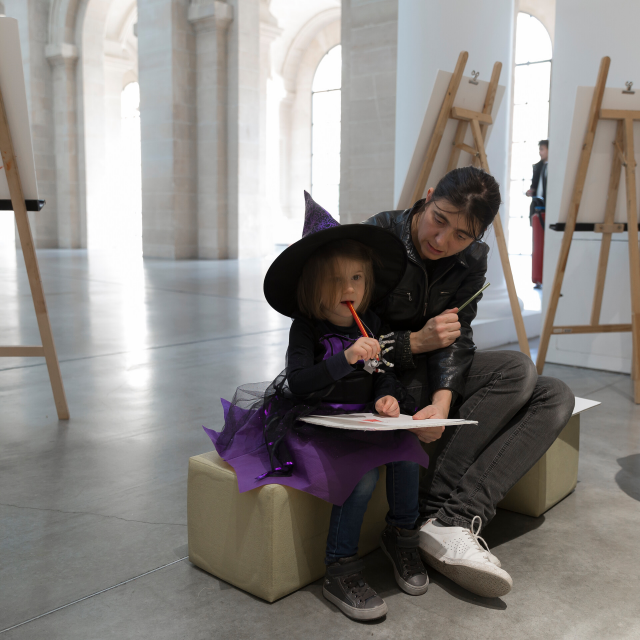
[572,397,600,415]
[299,413,477,431]
[300,397,598,432]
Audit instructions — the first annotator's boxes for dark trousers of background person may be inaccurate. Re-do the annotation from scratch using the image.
[400,350,575,528]
[532,209,545,286]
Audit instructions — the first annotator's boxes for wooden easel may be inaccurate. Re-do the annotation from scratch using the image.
[536,56,640,403]
[0,84,70,419]
[409,51,531,357]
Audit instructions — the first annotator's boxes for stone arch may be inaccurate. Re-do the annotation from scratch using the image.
[278,12,340,234]
[518,0,555,45]
[47,0,138,251]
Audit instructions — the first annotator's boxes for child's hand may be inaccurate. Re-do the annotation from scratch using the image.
[344,337,380,365]
[375,395,400,417]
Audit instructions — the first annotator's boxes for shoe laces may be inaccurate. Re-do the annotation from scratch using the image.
[399,546,424,578]
[464,515,492,558]
[343,572,376,605]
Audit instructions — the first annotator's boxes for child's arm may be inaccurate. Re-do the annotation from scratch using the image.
[286,320,379,396]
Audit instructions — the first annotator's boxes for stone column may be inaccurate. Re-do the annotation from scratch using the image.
[188,0,233,259]
[138,0,198,259]
[45,43,83,249]
[340,0,399,223]
[226,0,261,258]
[258,0,282,254]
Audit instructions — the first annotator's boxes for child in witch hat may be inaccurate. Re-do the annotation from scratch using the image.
[204,192,430,621]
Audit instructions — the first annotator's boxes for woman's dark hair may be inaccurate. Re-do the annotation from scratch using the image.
[428,166,502,240]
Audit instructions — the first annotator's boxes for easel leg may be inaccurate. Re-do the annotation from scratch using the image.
[470,118,531,357]
[0,83,69,420]
[13,208,70,419]
[622,118,640,403]
[409,51,468,204]
[492,214,531,357]
[447,121,469,172]
[591,121,623,325]
[536,56,611,375]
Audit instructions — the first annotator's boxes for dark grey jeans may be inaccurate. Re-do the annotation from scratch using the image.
[404,350,575,528]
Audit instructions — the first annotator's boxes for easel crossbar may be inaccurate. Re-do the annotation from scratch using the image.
[0,346,46,357]
[551,324,631,335]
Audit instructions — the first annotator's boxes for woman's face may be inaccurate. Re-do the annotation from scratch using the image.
[411,188,478,260]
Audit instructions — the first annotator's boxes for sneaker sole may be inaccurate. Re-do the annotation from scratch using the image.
[322,586,388,621]
[379,537,429,596]
[420,550,512,598]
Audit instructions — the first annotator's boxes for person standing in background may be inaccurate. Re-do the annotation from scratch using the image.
[526,140,548,288]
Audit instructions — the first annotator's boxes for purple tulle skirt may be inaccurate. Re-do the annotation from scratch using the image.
[204,395,429,506]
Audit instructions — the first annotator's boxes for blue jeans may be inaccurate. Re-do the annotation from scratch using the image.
[325,461,420,565]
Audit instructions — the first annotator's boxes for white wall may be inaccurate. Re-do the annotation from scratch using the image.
[395,0,514,206]
[543,0,640,373]
[395,0,536,343]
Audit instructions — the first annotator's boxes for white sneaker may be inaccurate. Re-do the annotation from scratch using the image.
[418,516,512,598]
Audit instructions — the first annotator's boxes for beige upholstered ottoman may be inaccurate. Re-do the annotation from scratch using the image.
[498,397,598,517]
[187,451,389,603]
[421,398,598,518]
[497,413,580,517]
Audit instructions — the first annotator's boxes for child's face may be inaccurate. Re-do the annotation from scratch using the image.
[322,258,367,327]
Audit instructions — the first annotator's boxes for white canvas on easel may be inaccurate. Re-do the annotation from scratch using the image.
[0,16,69,419]
[558,86,640,225]
[396,70,506,210]
[0,18,39,204]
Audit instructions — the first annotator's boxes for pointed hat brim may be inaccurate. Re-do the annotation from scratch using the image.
[263,223,407,318]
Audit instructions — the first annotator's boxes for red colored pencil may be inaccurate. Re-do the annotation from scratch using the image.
[346,302,368,337]
[346,302,380,362]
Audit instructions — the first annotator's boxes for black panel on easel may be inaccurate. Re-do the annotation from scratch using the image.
[550,222,640,232]
[0,199,45,211]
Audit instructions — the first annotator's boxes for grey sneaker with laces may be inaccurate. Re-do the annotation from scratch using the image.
[322,556,387,621]
[380,525,429,595]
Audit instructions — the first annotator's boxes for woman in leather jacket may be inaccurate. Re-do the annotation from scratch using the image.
[364,166,575,599]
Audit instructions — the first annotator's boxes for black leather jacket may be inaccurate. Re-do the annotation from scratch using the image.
[363,199,489,402]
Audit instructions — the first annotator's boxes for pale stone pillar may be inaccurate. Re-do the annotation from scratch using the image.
[188,0,233,259]
[258,0,282,254]
[340,0,399,224]
[45,43,83,249]
[5,0,61,248]
[226,0,261,258]
[138,0,198,259]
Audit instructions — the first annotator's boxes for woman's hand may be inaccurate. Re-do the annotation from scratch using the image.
[375,395,400,417]
[410,308,460,354]
[408,389,452,443]
[344,337,380,365]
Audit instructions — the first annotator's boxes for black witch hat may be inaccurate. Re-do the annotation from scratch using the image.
[264,192,407,317]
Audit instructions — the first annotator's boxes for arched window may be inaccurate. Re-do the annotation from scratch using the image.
[120,81,142,256]
[508,13,552,257]
[311,45,341,218]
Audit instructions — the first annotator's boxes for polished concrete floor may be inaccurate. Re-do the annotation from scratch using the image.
[1,249,639,639]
